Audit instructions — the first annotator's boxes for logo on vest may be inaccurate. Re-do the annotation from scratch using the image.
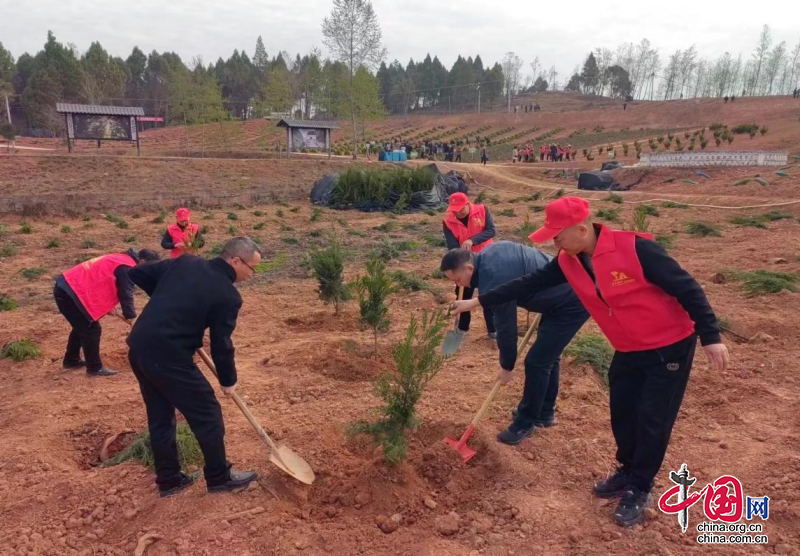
[610,271,636,286]
[472,217,484,227]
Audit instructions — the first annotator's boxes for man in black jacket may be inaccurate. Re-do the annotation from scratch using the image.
[127,237,262,497]
[441,242,589,444]
[53,248,160,376]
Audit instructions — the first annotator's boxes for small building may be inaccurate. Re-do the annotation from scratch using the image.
[56,103,145,155]
[276,119,339,158]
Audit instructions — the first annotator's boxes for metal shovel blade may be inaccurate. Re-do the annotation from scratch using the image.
[441,329,465,356]
[269,443,316,485]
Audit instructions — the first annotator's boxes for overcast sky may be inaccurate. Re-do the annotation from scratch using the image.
[4,0,799,83]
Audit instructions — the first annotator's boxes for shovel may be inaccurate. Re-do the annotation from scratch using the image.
[441,286,465,356]
[196,348,315,485]
[444,313,541,464]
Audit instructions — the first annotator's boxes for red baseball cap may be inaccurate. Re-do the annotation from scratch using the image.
[448,192,469,212]
[529,196,590,243]
[176,207,190,221]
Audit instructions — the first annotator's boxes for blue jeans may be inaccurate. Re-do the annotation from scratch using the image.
[514,304,589,428]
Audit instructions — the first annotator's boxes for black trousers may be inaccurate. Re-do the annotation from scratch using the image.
[608,334,696,492]
[53,284,103,372]
[128,349,231,489]
[458,285,495,334]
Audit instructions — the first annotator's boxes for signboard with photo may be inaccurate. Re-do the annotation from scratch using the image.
[71,114,133,140]
[291,127,327,150]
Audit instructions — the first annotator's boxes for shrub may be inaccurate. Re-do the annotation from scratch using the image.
[46,238,60,249]
[151,212,166,224]
[282,237,299,245]
[227,225,237,236]
[61,225,72,234]
[253,210,264,217]
[19,221,33,234]
[1,244,17,257]
[564,333,613,386]
[662,201,689,209]
[687,222,722,237]
[276,209,284,218]
[355,259,398,353]
[123,235,137,243]
[21,267,47,280]
[555,189,565,198]
[762,211,792,221]
[728,270,798,295]
[732,123,758,135]
[202,213,214,220]
[103,423,203,472]
[760,126,768,136]
[374,221,396,233]
[474,190,487,203]
[81,239,96,249]
[1,339,42,362]
[622,143,629,156]
[631,210,650,233]
[422,234,446,247]
[310,208,323,222]
[515,212,537,239]
[730,216,767,229]
[595,208,621,222]
[727,135,734,145]
[253,222,265,230]
[391,271,431,292]
[655,234,676,250]
[290,207,300,213]
[308,238,349,314]
[226,212,238,221]
[348,311,447,463]
[0,294,17,312]
[637,204,660,217]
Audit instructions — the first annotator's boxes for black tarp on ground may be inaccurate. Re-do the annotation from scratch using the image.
[578,171,618,191]
[601,161,623,171]
[310,164,465,212]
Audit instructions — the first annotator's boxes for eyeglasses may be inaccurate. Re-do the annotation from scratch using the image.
[237,257,257,274]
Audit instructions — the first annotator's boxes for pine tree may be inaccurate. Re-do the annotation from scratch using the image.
[355,258,397,353]
[581,52,600,94]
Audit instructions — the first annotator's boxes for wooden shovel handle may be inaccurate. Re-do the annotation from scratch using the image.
[470,313,542,428]
[196,348,281,455]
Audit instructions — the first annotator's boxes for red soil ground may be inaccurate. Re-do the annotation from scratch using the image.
[1,96,799,555]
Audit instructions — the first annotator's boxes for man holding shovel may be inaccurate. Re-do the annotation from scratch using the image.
[126,237,261,497]
[442,192,497,341]
[441,242,588,445]
[161,207,204,258]
[53,248,161,376]
[450,196,729,527]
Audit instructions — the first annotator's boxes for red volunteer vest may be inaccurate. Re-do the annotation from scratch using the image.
[558,226,696,352]
[167,223,199,258]
[62,253,136,321]
[443,203,494,253]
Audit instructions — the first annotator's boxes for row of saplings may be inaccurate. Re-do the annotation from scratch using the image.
[103,237,450,471]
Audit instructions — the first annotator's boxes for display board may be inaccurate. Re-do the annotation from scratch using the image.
[67,114,138,141]
[291,127,327,150]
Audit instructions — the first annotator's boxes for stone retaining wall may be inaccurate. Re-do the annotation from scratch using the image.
[639,151,788,167]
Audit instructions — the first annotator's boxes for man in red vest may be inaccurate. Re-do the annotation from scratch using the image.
[451,196,729,527]
[53,248,160,376]
[161,207,204,258]
[442,192,496,339]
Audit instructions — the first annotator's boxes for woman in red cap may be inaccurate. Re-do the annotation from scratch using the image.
[451,195,729,528]
[161,207,204,258]
[442,192,497,339]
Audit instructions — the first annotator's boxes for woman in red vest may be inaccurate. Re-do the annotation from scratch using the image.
[161,207,204,258]
[442,192,497,339]
[53,248,160,376]
[451,196,729,528]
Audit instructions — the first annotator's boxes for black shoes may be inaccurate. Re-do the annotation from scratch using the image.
[510,408,557,428]
[496,424,535,445]
[159,472,200,498]
[207,470,258,493]
[593,467,632,498]
[487,332,497,340]
[63,359,86,370]
[612,486,652,527]
[87,367,118,376]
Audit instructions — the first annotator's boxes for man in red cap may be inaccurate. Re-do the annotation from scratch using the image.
[451,195,729,527]
[161,207,204,258]
[442,192,497,339]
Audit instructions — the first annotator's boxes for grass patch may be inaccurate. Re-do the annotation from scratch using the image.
[636,205,660,217]
[728,270,798,295]
[21,267,47,281]
[564,333,613,386]
[762,211,793,221]
[276,209,284,218]
[80,238,97,249]
[595,208,621,222]
[372,239,417,262]
[282,237,299,245]
[498,208,516,217]
[227,225,238,236]
[254,252,288,273]
[253,222,266,230]
[19,222,33,234]
[290,207,300,213]
[151,213,166,224]
[391,270,431,292]
[202,213,214,220]
[515,213,537,239]
[310,208,323,222]
[279,223,294,232]
[1,339,42,362]
[605,194,624,204]
[655,234,676,250]
[123,235,137,243]
[0,294,17,312]
[226,212,238,221]
[662,201,689,209]
[103,423,203,472]
[374,221,396,233]
[46,238,61,249]
[253,210,264,217]
[1,244,18,257]
[208,243,224,256]
[422,234,446,248]
[730,216,767,229]
[61,225,72,233]
[687,222,721,237]
[309,229,323,238]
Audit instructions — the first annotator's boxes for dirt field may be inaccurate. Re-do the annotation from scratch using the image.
[1,97,800,556]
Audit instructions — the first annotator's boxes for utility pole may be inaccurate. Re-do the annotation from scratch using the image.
[477,84,481,114]
[3,94,10,124]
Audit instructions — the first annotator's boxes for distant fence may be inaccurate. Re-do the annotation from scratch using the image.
[639,151,788,167]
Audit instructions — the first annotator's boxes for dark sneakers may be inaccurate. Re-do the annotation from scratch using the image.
[496,424,535,445]
[159,472,200,498]
[509,408,557,428]
[613,486,652,527]
[593,467,632,498]
[87,367,118,377]
[63,359,86,370]
[207,470,258,493]
[487,332,497,340]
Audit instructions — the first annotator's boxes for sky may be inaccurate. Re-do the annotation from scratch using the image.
[3,0,799,84]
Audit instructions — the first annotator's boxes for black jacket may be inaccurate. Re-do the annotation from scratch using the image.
[442,207,496,249]
[54,248,140,321]
[472,241,587,370]
[126,256,242,386]
[479,231,721,348]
